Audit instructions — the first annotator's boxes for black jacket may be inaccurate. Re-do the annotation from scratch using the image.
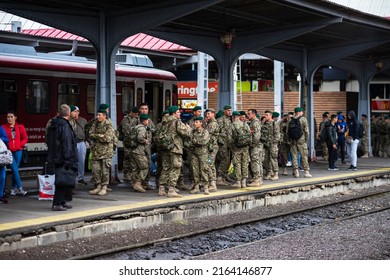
[46,116,78,173]
[347,111,359,140]
[325,120,337,146]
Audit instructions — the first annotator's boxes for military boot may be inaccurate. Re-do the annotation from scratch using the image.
[282,167,288,176]
[263,172,272,180]
[247,178,260,187]
[293,169,300,178]
[216,176,229,186]
[231,180,241,188]
[177,177,186,190]
[270,173,279,181]
[304,170,312,178]
[167,186,182,198]
[89,184,101,195]
[241,178,247,188]
[203,185,209,195]
[208,181,217,192]
[225,175,234,183]
[133,181,146,193]
[190,184,200,194]
[98,185,108,196]
[142,181,154,190]
[158,185,166,196]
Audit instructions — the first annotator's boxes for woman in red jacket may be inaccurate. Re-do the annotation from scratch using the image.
[2,111,28,196]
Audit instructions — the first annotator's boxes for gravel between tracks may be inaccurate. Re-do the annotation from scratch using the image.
[0,185,389,260]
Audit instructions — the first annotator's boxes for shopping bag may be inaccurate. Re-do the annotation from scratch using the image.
[0,139,13,166]
[38,174,55,200]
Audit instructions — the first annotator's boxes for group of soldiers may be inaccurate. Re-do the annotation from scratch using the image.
[114,103,313,198]
[371,113,390,158]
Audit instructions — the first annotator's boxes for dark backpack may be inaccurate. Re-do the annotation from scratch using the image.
[288,117,303,140]
[233,123,251,147]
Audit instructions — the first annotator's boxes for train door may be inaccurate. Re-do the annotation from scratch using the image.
[145,81,162,123]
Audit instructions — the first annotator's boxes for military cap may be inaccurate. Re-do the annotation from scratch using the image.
[161,110,169,116]
[216,110,223,119]
[193,106,202,111]
[70,105,79,112]
[139,113,150,120]
[232,111,241,116]
[272,112,280,118]
[193,116,203,121]
[283,113,288,117]
[168,105,179,114]
[205,108,215,113]
[97,109,107,114]
[99,103,109,110]
[294,107,303,112]
[223,105,232,110]
[131,107,139,113]
[361,114,367,118]
[256,113,261,118]
[239,111,246,116]
[288,112,294,115]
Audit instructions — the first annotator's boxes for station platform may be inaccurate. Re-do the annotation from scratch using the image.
[0,156,390,252]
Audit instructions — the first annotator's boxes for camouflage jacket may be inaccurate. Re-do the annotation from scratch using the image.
[248,117,261,147]
[88,119,116,160]
[165,115,192,155]
[206,118,220,148]
[217,114,233,146]
[119,115,139,148]
[231,120,251,150]
[260,120,280,146]
[279,120,289,144]
[191,127,210,156]
[131,124,149,155]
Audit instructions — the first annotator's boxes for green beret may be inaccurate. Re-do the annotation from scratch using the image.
[140,113,149,120]
[362,114,367,118]
[239,111,246,116]
[294,107,303,112]
[283,113,288,117]
[70,105,78,112]
[272,112,280,118]
[97,109,107,114]
[216,110,223,119]
[193,116,203,121]
[256,113,260,118]
[168,106,179,114]
[99,103,109,110]
[193,106,202,111]
[223,105,232,110]
[232,111,241,116]
[131,107,139,113]
[162,110,169,116]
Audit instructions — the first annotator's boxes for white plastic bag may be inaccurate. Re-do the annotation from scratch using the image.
[38,174,55,200]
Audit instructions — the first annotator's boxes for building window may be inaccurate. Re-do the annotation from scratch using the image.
[58,82,80,108]
[26,80,50,114]
[0,79,17,114]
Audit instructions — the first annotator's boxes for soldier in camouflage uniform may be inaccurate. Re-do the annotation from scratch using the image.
[230,111,250,188]
[287,107,312,178]
[117,107,139,181]
[138,103,155,189]
[130,114,151,193]
[371,114,380,157]
[360,114,369,158]
[204,108,220,192]
[246,109,263,187]
[377,115,388,157]
[153,110,169,189]
[185,106,203,190]
[318,112,329,161]
[279,113,290,176]
[385,115,390,157]
[260,110,280,181]
[88,109,116,196]
[158,106,192,197]
[189,116,211,195]
[216,105,233,186]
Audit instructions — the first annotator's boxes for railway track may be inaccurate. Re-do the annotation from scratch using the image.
[73,188,390,260]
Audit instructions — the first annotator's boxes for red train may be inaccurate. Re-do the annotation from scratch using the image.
[0,43,177,167]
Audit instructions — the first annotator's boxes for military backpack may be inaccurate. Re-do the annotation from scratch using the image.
[288,117,303,140]
[233,123,251,147]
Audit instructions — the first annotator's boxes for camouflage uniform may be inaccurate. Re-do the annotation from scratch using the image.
[88,119,115,191]
[260,120,280,180]
[138,117,155,187]
[153,115,169,187]
[371,116,380,156]
[360,118,369,157]
[130,123,150,192]
[159,115,192,194]
[118,114,139,181]
[319,121,328,160]
[287,115,311,177]
[248,117,262,185]
[205,117,220,191]
[279,119,290,174]
[231,120,250,187]
[216,114,233,184]
[377,117,388,157]
[190,126,210,194]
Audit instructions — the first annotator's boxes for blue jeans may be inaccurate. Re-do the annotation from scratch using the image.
[9,150,22,190]
[0,166,5,197]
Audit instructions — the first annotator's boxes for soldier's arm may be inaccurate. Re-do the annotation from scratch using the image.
[137,127,148,144]
[177,121,192,138]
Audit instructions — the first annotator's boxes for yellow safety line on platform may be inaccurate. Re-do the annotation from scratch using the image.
[1,167,389,232]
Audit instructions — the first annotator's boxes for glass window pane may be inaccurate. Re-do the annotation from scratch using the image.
[87,84,96,114]
[370,84,385,99]
[0,79,17,114]
[165,89,171,109]
[136,88,143,106]
[57,83,80,108]
[122,86,134,114]
[26,80,50,114]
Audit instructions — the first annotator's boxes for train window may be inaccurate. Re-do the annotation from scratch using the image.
[165,89,171,109]
[122,86,134,114]
[58,83,80,108]
[0,79,17,114]
[86,84,96,114]
[26,80,50,114]
[136,88,143,106]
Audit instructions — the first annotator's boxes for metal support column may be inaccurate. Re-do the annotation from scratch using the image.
[197,51,209,111]
[274,60,284,114]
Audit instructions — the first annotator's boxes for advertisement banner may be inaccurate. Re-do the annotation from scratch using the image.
[371,99,390,112]
[177,81,218,99]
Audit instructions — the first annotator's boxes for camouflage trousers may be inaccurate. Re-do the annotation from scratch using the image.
[231,147,249,180]
[131,152,149,182]
[361,136,369,155]
[207,145,219,182]
[191,152,209,186]
[263,143,279,174]
[249,146,262,179]
[123,147,132,180]
[155,149,163,185]
[290,139,310,171]
[321,141,328,159]
[92,158,112,186]
[185,148,194,181]
[159,152,182,187]
[144,147,152,181]
[216,144,231,178]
